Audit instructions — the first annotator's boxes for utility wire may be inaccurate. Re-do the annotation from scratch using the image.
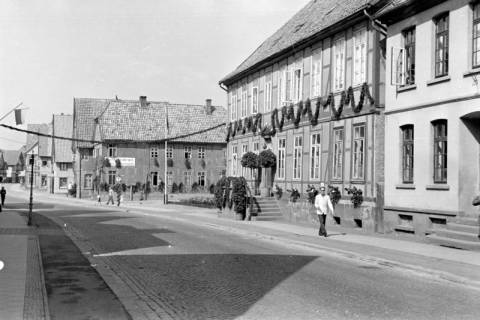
[0,122,226,145]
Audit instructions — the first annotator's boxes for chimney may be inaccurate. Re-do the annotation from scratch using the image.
[139,96,147,108]
[205,99,213,115]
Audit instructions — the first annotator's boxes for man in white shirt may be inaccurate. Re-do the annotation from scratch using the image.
[314,184,334,237]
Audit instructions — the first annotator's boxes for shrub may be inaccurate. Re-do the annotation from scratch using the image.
[345,186,363,208]
[328,185,341,207]
[115,158,122,169]
[306,184,318,204]
[273,184,283,200]
[103,158,111,167]
[159,181,165,192]
[200,159,206,169]
[241,151,259,169]
[214,177,229,209]
[185,158,191,169]
[191,182,199,192]
[231,177,247,213]
[69,183,77,196]
[178,182,184,193]
[287,188,300,203]
[259,149,276,168]
[121,183,127,192]
[172,182,178,193]
[209,183,215,194]
[167,158,174,167]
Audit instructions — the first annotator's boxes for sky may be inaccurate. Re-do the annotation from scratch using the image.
[0,0,309,150]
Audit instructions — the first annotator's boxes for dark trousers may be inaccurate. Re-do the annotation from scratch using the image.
[106,196,114,205]
[1,196,5,206]
[318,214,327,237]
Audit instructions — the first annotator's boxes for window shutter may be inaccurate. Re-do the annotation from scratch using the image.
[391,47,406,85]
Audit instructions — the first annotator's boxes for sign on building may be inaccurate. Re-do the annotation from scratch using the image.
[107,157,135,167]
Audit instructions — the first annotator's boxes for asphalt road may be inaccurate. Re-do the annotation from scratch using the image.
[8,195,480,320]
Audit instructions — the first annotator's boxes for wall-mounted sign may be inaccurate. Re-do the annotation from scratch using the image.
[108,157,135,167]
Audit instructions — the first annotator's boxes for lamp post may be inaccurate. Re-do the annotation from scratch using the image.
[28,154,34,226]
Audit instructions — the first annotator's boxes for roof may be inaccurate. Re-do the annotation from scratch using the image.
[73,98,111,149]
[374,0,447,25]
[1,150,21,166]
[220,0,384,85]
[96,100,227,144]
[38,123,52,157]
[26,123,41,152]
[53,114,74,162]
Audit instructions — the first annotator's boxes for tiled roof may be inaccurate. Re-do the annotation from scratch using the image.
[1,150,21,166]
[220,0,383,85]
[38,123,52,157]
[374,0,447,25]
[53,114,74,163]
[97,100,227,144]
[26,124,41,152]
[73,98,111,148]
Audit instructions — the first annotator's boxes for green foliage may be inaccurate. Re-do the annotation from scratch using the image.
[178,182,184,193]
[209,183,215,194]
[306,185,318,204]
[172,182,178,193]
[214,176,229,209]
[241,151,259,169]
[345,186,363,208]
[167,158,174,167]
[258,149,276,168]
[287,188,300,203]
[273,184,283,200]
[191,182,199,192]
[328,185,342,207]
[231,177,247,213]
[185,158,191,169]
[103,158,111,167]
[115,158,122,169]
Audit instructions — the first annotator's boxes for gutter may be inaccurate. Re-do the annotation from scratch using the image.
[218,82,228,92]
[363,9,387,36]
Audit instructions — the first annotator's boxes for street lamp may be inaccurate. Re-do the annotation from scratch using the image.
[28,154,34,226]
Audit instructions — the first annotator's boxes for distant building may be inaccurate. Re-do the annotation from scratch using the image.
[52,114,74,193]
[24,123,53,191]
[219,0,386,231]
[0,149,24,183]
[377,0,480,245]
[72,96,227,198]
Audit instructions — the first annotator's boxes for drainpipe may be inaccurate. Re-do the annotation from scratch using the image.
[363,9,387,36]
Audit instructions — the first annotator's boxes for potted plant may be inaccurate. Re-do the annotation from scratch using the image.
[328,185,341,207]
[231,177,247,220]
[103,158,111,168]
[273,184,283,200]
[306,184,318,204]
[287,188,300,203]
[345,186,363,208]
[115,158,122,169]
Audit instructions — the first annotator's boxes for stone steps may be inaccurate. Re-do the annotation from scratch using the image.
[427,235,480,251]
[427,217,479,250]
[252,197,283,221]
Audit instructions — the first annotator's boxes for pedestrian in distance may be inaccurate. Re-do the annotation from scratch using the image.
[106,187,115,205]
[314,183,334,237]
[0,186,6,206]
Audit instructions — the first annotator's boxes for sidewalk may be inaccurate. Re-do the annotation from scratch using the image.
[8,183,480,290]
[0,207,49,320]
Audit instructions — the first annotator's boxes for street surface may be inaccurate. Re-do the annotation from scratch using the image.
[6,194,480,320]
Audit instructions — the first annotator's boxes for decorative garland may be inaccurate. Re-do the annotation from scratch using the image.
[225,122,232,142]
[294,101,304,128]
[287,104,295,121]
[252,113,262,133]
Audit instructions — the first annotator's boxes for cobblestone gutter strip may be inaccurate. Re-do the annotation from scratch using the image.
[23,236,50,320]
[47,214,176,320]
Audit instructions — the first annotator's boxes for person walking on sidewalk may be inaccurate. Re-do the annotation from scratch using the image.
[0,186,6,206]
[106,187,115,205]
[314,184,334,237]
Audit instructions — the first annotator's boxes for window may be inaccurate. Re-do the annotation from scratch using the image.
[198,146,205,159]
[151,147,158,158]
[310,133,321,180]
[433,120,447,183]
[293,136,303,180]
[333,38,346,91]
[167,145,173,158]
[184,146,192,159]
[279,69,284,106]
[401,125,414,184]
[293,68,302,102]
[333,128,344,180]
[402,28,416,85]
[231,93,238,121]
[81,148,93,160]
[84,174,92,188]
[253,141,259,154]
[311,51,322,97]
[198,171,206,187]
[59,163,68,171]
[151,172,158,186]
[108,170,116,185]
[353,28,367,85]
[277,138,286,179]
[184,171,192,188]
[352,125,365,180]
[241,86,247,118]
[42,160,47,167]
[434,14,449,77]
[108,144,117,158]
[251,87,259,114]
[285,69,292,103]
[473,4,480,68]
[167,171,173,187]
[264,81,272,111]
[232,145,238,176]
[41,175,47,187]
[59,177,68,189]
[241,144,249,177]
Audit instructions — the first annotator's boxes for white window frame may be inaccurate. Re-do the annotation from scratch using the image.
[108,170,116,185]
[108,144,117,158]
[197,171,206,187]
[151,171,159,186]
[353,28,367,86]
[285,69,292,104]
[59,177,68,189]
[264,81,272,111]
[166,145,173,158]
[293,135,303,180]
[333,128,344,180]
[184,171,192,188]
[167,171,173,187]
[253,141,260,154]
[333,38,346,91]
[84,174,92,188]
[293,67,302,103]
[352,125,366,180]
[150,147,158,158]
[311,50,322,98]
[241,86,248,118]
[277,138,286,180]
[231,93,237,121]
[251,86,259,114]
[278,69,284,106]
[232,145,238,176]
[198,146,205,159]
[310,133,321,180]
[184,146,192,159]
[241,144,249,177]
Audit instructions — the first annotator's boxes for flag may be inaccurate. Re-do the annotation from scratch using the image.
[14,109,25,125]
